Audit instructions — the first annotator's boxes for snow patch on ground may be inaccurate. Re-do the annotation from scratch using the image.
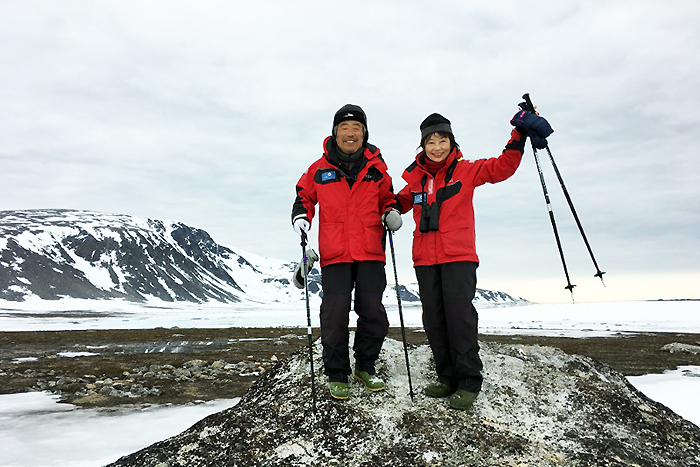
[0,393,239,467]
[1,298,698,337]
[628,365,700,427]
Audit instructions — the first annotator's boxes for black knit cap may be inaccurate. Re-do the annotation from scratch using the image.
[333,104,368,144]
[420,113,453,142]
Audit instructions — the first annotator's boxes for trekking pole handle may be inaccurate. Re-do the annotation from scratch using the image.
[521,93,536,113]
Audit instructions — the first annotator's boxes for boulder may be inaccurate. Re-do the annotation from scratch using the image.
[107,338,700,466]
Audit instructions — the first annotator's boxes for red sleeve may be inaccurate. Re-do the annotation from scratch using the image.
[396,183,414,215]
[473,128,524,187]
[378,172,402,214]
[291,164,318,225]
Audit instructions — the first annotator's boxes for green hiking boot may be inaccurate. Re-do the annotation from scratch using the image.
[449,389,478,410]
[353,370,386,391]
[423,382,457,398]
[329,382,349,400]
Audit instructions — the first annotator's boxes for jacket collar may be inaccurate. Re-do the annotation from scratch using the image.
[407,147,461,178]
[323,136,382,167]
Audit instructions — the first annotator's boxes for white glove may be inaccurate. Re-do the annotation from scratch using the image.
[382,209,402,232]
[293,218,310,237]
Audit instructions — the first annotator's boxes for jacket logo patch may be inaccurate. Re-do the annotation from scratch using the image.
[361,167,384,183]
[315,169,341,185]
[413,193,427,204]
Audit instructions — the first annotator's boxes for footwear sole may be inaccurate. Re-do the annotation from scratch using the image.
[353,374,385,391]
[329,383,349,400]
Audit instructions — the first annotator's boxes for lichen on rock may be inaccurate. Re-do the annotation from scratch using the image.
[107,337,700,467]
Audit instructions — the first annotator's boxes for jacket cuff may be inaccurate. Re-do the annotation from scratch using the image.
[504,128,527,154]
[292,214,309,225]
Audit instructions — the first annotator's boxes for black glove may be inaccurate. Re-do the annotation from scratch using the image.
[510,110,554,149]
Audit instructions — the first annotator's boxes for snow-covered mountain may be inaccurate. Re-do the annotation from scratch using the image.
[0,209,527,306]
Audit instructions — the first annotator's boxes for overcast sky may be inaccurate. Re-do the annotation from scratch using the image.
[2,1,699,304]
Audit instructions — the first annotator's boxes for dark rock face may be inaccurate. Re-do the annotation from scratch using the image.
[0,210,247,302]
[107,338,700,467]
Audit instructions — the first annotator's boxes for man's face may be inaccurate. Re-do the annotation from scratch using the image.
[335,120,364,154]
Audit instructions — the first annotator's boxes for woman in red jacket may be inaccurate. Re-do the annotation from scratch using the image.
[396,112,529,410]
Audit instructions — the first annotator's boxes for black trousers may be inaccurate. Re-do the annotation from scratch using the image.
[415,261,483,392]
[320,261,389,383]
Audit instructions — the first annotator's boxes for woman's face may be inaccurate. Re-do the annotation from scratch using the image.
[424,133,451,162]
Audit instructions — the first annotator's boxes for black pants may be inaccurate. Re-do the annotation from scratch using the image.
[415,261,483,392]
[320,261,389,383]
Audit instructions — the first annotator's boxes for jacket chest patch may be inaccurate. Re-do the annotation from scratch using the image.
[413,192,427,204]
[315,169,340,184]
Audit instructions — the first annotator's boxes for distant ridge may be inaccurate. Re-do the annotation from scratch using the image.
[0,209,528,306]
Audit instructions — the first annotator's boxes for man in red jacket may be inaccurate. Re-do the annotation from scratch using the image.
[292,104,402,400]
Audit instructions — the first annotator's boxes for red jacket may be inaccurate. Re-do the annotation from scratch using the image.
[292,137,399,268]
[396,128,525,267]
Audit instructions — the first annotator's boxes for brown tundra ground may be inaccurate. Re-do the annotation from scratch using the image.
[1,327,699,408]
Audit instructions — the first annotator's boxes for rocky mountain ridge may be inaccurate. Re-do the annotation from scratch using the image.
[0,209,527,306]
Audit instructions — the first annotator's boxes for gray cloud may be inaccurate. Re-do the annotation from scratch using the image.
[1,0,699,302]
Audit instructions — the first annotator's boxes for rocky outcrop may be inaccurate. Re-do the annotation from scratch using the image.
[663,342,700,355]
[5,356,279,404]
[107,338,700,467]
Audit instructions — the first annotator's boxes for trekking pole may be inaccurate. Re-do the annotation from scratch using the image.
[386,228,415,401]
[544,145,606,285]
[520,95,576,301]
[523,93,606,286]
[301,232,317,415]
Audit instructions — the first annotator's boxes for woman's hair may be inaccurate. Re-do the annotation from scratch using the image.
[419,131,459,151]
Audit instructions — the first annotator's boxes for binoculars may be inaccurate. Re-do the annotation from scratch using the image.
[419,202,440,232]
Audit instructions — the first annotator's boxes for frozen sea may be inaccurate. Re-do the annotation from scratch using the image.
[1,299,699,467]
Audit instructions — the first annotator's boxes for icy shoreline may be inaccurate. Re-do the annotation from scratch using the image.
[1,299,698,337]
